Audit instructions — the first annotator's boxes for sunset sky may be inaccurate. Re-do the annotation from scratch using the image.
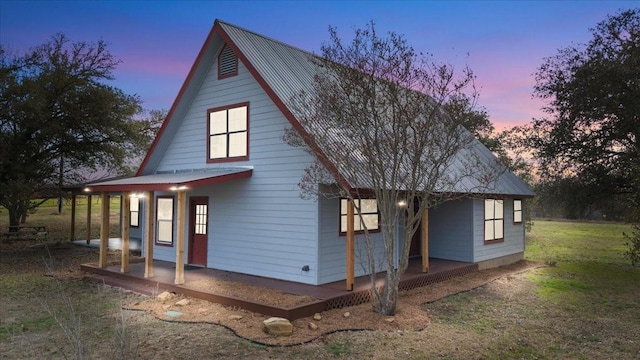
[0,1,634,129]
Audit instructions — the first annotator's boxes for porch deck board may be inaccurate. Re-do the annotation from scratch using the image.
[82,257,477,320]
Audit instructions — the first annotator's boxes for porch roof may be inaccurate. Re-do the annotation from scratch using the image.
[83,167,253,192]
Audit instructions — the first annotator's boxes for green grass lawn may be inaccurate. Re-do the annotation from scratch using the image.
[0,197,122,241]
[524,219,638,313]
[422,219,640,359]
[526,219,631,265]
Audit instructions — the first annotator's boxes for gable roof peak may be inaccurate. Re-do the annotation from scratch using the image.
[215,19,318,59]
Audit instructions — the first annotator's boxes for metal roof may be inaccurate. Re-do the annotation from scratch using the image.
[84,168,253,192]
[217,21,534,197]
[219,21,318,108]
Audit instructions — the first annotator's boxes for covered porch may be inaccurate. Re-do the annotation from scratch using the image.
[82,256,477,320]
[80,168,254,279]
[82,169,435,292]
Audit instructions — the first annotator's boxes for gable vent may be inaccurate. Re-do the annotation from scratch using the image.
[218,44,238,78]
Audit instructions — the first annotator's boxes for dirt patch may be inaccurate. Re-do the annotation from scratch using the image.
[188,278,317,308]
[126,260,544,346]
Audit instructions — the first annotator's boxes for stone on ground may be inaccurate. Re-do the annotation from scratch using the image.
[157,291,174,302]
[313,313,322,321]
[263,317,293,336]
[309,322,318,330]
[175,298,190,306]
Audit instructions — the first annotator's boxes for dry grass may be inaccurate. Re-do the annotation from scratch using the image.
[2,205,640,359]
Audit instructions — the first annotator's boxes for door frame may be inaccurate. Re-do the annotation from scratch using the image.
[188,196,209,266]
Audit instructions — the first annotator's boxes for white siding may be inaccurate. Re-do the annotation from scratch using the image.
[148,59,319,284]
[318,196,386,284]
[472,197,525,262]
[428,199,474,262]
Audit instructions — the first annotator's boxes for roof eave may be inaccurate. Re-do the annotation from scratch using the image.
[84,169,253,193]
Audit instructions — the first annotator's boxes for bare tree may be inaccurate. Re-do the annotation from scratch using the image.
[285,22,502,315]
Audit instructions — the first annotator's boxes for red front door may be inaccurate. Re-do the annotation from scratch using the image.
[188,197,208,266]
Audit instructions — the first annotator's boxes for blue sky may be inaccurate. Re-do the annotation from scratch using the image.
[1,1,634,128]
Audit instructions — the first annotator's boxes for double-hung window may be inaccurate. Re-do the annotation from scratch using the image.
[484,199,504,242]
[130,197,140,227]
[513,199,523,224]
[207,103,249,162]
[340,198,380,234]
[156,197,174,246]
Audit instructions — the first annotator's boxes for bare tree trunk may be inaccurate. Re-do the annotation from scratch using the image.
[375,272,400,315]
[58,155,64,214]
[8,209,21,230]
[7,199,29,229]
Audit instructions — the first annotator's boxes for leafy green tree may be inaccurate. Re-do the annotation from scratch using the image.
[520,8,639,262]
[529,8,639,201]
[0,34,154,227]
[445,97,500,153]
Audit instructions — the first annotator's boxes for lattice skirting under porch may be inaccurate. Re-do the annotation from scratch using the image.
[325,263,479,310]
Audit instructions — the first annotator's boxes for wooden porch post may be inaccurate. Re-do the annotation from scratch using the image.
[118,195,123,237]
[144,191,155,278]
[86,195,92,244]
[98,192,109,268]
[121,192,130,273]
[421,207,429,273]
[346,199,355,291]
[174,190,186,284]
[70,194,76,242]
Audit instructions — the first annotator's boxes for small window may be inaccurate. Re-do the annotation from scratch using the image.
[514,199,523,224]
[484,199,504,243]
[218,44,238,79]
[194,204,207,235]
[156,197,174,246]
[207,103,249,162]
[340,198,380,235]
[130,197,140,228]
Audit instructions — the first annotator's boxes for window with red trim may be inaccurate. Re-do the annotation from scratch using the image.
[513,199,523,224]
[207,103,249,162]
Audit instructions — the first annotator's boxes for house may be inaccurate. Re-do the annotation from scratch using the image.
[84,20,534,290]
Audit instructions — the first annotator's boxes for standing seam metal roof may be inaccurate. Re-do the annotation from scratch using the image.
[217,21,534,197]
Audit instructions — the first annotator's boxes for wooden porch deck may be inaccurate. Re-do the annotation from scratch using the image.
[82,257,477,320]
